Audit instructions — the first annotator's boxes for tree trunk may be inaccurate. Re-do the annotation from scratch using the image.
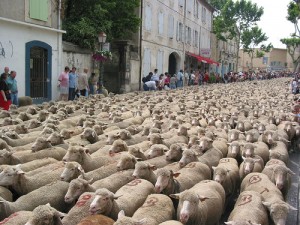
[236,34,241,72]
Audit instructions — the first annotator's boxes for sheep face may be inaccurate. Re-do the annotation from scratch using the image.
[147,146,165,159]
[62,147,87,163]
[60,162,84,182]
[65,178,91,203]
[166,144,183,162]
[106,133,120,145]
[15,125,28,134]
[272,165,294,190]
[179,150,198,168]
[154,169,179,193]
[119,130,131,140]
[242,158,259,175]
[198,137,213,152]
[262,201,296,225]
[212,167,228,184]
[31,137,52,152]
[89,189,117,215]
[109,140,127,155]
[116,154,136,171]
[60,129,73,140]
[47,132,64,145]
[188,136,199,148]
[0,166,23,186]
[132,162,156,179]
[177,126,188,136]
[27,119,42,129]
[147,134,163,145]
[228,130,240,142]
[245,132,254,142]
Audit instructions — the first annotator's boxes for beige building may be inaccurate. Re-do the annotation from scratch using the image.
[238,48,296,72]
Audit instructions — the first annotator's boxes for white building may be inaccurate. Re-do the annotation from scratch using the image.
[140,0,217,80]
[0,0,64,103]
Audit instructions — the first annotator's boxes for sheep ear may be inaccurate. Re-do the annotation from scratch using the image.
[135,218,147,225]
[289,204,298,211]
[224,222,233,225]
[113,194,122,200]
[212,166,217,171]
[172,172,180,178]
[148,164,157,171]
[242,156,246,161]
[169,194,180,199]
[287,169,295,175]
[198,194,209,202]
[262,201,271,208]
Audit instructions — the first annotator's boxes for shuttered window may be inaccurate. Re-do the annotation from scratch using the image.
[179,0,184,7]
[145,4,152,31]
[30,0,48,21]
[143,48,151,77]
[157,51,164,75]
[168,15,174,38]
[158,11,164,35]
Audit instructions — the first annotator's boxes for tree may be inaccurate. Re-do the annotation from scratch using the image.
[62,0,141,50]
[241,26,272,70]
[210,0,264,71]
[280,1,300,72]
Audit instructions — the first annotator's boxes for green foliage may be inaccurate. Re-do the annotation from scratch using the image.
[62,0,141,50]
[280,38,300,69]
[287,1,300,24]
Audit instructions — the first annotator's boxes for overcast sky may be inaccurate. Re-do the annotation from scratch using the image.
[250,0,295,49]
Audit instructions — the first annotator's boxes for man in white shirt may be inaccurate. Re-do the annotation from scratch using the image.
[143,80,158,91]
[151,69,159,81]
[77,68,89,97]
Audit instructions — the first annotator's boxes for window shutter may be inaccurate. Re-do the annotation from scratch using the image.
[168,15,174,38]
[179,0,184,7]
[143,48,151,77]
[158,12,164,35]
[145,5,152,31]
[30,0,48,21]
[157,51,164,75]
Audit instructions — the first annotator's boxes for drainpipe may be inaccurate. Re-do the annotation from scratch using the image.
[138,0,143,91]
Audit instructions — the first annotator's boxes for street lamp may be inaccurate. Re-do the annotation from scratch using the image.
[98,32,107,93]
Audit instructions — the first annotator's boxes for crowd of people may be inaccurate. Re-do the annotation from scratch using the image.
[58,66,100,101]
[0,66,18,110]
[142,69,292,91]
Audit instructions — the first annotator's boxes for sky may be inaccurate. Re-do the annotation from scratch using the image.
[249,0,295,49]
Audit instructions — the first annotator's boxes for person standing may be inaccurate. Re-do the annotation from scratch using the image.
[169,74,177,89]
[0,73,11,110]
[78,68,89,97]
[58,66,70,101]
[68,67,78,100]
[176,69,184,88]
[151,69,159,81]
[88,73,98,95]
[6,71,18,106]
[3,67,10,77]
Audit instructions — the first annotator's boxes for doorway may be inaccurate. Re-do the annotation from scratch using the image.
[26,41,52,103]
[168,52,179,75]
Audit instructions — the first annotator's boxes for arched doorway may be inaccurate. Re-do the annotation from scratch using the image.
[168,52,180,75]
[25,41,52,103]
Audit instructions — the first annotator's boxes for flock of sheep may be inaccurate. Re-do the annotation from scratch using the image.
[0,77,298,225]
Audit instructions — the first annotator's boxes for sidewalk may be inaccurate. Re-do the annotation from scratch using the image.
[286,151,300,225]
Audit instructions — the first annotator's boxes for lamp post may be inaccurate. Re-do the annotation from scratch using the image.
[98,32,107,93]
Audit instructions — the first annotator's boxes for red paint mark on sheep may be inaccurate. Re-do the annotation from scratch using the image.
[141,197,159,208]
[220,158,230,163]
[0,212,18,224]
[76,194,92,207]
[260,187,269,195]
[238,194,252,206]
[249,175,262,184]
[126,179,142,186]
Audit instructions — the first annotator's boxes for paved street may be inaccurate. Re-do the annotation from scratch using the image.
[286,151,300,225]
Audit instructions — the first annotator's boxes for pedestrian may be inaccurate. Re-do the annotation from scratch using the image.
[88,72,98,95]
[68,67,78,100]
[58,66,70,101]
[143,80,158,91]
[142,72,153,83]
[78,68,89,97]
[169,74,177,89]
[6,70,18,106]
[190,70,195,85]
[291,78,298,94]
[0,73,11,110]
[176,69,184,88]
[151,69,159,81]
[164,73,170,88]
[3,67,9,77]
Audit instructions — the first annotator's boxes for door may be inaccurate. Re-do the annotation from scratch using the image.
[168,53,177,75]
[26,41,52,104]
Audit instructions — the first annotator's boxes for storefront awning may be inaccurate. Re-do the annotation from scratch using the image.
[187,52,219,66]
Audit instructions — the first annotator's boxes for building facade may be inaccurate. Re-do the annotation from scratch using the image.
[0,0,64,102]
[239,48,295,73]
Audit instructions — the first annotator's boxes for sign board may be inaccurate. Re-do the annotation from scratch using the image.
[103,43,110,51]
[200,48,211,58]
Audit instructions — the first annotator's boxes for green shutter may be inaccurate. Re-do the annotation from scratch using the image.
[30,0,48,21]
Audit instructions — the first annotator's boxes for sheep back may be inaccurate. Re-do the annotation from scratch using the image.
[0,211,32,225]
[0,186,13,201]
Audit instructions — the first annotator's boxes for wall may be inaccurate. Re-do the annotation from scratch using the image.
[0,19,62,100]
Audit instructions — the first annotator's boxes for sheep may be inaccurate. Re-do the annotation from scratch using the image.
[0,181,70,220]
[165,143,183,162]
[170,180,225,225]
[154,162,211,195]
[46,132,66,146]
[0,133,37,147]
[0,164,64,195]
[31,137,52,152]
[90,179,154,219]
[226,191,269,225]
[262,160,294,198]
[268,141,289,165]
[227,141,243,163]
[60,161,85,182]
[114,194,174,225]
[244,129,260,143]
[0,211,33,225]
[239,156,264,180]
[240,173,297,225]
[62,145,114,172]
[241,142,269,164]
[14,124,29,134]
[212,158,240,201]
[0,186,13,201]
[159,221,183,225]
[108,139,129,156]
[118,129,148,146]
[24,204,66,225]
[0,148,66,165]
[17,112,32,121]
[132,162,157,185]
[92,169,135,193]
[80,127,99,144]
[0,139,11,151]
[26,106,39,115]
[128,146,147,160]
[228,129,245,142]
[77,215,115,225]
[146,144,169,159]
[61,192,96,225]
[199,137,228,157]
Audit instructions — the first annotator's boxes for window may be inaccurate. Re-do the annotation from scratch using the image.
[187,0,193,13]
[143,48,151,77]
[168,15,174,38]
[30,0,48,21]
[201,7,206,23]
[178,22,184,42]
[194,30,199,47]
[145,4,152,31]
[185,26,188,43]
[158,11,164,35]
[157,51,164,75]
[188,27,192,44]
[195,1,199,18]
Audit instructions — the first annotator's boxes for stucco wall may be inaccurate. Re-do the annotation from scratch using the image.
[0,19,62,100]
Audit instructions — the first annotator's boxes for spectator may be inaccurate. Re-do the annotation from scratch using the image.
[164,73,170,88]
[291,78,298,94]
[58,66,70,101]
[78,68,89,97]
[88,72,98,95]
[0,73,11,110]
[6,70,18,106]
[170,74,177,89]
[143,80,158,91]
[68,67,78,100]
[158,74,165,90]
[176,69,184,88]
[142,72,153,83]
[151,69,159,81]
[190,70,195,85]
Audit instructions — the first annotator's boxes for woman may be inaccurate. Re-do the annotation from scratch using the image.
[0,73,12,110]
[88,73,98,95]
[58,66,70,101]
